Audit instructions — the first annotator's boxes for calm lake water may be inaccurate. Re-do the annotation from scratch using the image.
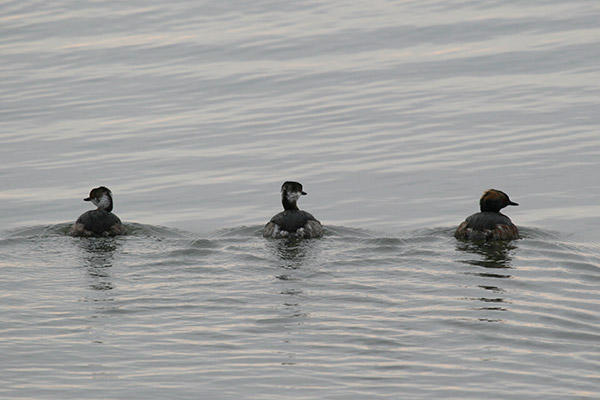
[1,0,600,398]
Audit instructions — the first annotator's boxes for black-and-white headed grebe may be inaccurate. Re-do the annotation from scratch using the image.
[263,181,323,239]
[69,186,127,237]
[455,189,519,241]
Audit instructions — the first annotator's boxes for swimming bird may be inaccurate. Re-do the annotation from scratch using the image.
[263,181,323,239]
[70,186,127,237]
[455,189,519,241]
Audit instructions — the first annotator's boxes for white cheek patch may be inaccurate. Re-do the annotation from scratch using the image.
[93,193,111,209]
[286,191,302,202]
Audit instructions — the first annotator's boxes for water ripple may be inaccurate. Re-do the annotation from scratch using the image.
[2,0,600,398]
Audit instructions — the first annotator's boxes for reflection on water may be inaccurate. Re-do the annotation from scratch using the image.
[265,237,318,355]
[77,238,118,293]
[267,238,313,303]
[456,239,516,277]
[1,0,599,395]
[456,239,518,322]
[269,237,312,269]
[0,221,598,398]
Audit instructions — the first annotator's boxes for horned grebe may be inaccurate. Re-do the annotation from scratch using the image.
[455,189,519,241]
[263,181,323,239]
[69,186,127,237]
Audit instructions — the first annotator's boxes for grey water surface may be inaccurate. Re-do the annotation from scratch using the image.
[1,0,600,399]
